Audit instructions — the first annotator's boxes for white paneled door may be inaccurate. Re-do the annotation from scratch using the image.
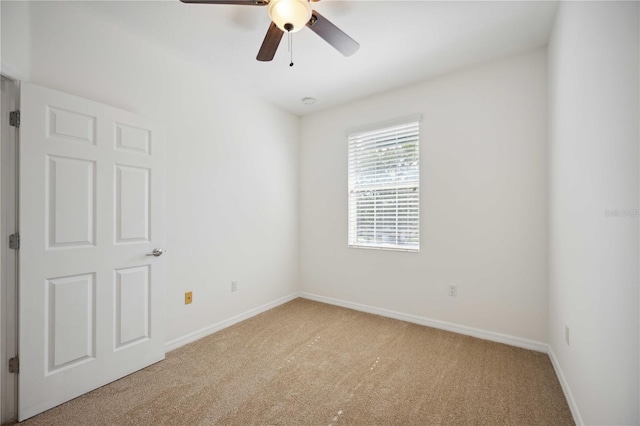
[18,84,165,421]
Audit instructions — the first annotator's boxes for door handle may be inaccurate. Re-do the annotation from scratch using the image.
[146,248,164,257]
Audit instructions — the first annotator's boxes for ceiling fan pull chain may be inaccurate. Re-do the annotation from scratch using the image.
[290,33,294,67]
[288,31,294,67]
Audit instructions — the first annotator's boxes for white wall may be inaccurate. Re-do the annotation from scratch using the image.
[548,2,639,425]
[300,49,549,344]
[0,1,300,344]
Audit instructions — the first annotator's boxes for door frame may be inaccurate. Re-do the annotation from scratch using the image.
[1,74,20,425]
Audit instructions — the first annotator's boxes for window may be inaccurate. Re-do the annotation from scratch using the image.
[348,118,420,251]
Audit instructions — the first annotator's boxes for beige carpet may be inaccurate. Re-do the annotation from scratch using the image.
[20,298,573,425]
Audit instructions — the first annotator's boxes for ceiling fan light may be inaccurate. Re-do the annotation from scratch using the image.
[268,0,312,33]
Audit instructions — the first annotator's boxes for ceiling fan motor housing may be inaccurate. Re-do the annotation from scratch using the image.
[268,0,312,33]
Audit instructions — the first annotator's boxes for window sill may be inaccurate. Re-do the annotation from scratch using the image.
[347,244,419,253]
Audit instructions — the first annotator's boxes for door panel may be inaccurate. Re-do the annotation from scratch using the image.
[115,165,150,243]
[114,265,150,348]
[115,122,150,154]
[19,83,165,421]
[47,106,97,145]
[46,273,95,372]
[46,156,96,248]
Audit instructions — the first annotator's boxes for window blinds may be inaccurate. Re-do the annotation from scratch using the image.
[348,120,420,251]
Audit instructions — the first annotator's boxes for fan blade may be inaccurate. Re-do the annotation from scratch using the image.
[306,11,359,57]
[257,22,284,61]
[179,0,267,5]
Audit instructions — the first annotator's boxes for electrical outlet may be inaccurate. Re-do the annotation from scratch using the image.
[448,285,457,297]
[565,326,570,345]
[185,291,193,305]
[231,281,238,292]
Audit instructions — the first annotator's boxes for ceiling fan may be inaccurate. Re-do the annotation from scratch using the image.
[179,0,360,63]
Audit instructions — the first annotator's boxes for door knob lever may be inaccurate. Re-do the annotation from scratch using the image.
[146,248,164,257]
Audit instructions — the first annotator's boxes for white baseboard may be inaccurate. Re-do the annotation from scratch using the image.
[300,292,548,353]
[164,292,299,353]
[548,346,583,425]
[165,292,548,354]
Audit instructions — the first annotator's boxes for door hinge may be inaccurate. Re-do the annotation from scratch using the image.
[9,233,20,250]
[9,110,20,128]
[8,356,19,374]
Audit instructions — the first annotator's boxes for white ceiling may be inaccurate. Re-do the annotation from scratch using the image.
[74,1,558,116]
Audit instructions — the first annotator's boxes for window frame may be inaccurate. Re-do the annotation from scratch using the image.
[347,115,421,252]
